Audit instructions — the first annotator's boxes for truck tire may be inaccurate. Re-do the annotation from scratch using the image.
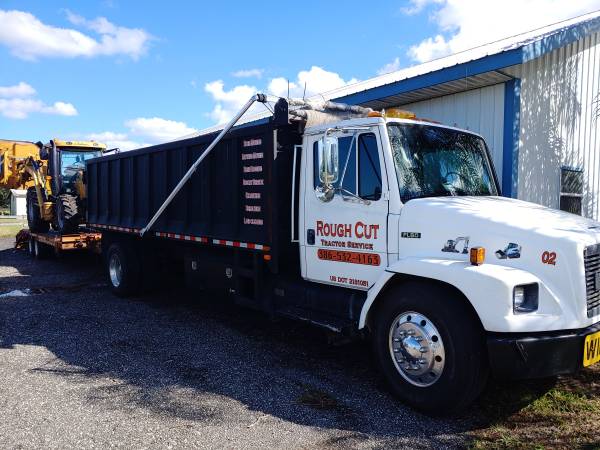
[106,241,141,297]
[54,194,80,233]
[26,187,49,233]
[371,281,488,416]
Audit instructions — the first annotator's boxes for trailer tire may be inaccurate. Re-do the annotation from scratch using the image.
[371,281,488,416]
[32,239,52,259]
[106,242,141,297]
[54,194,80,233]
[26,187,49,233]
[28,238,35,256]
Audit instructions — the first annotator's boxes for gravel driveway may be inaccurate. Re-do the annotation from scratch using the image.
[0,237,471,449]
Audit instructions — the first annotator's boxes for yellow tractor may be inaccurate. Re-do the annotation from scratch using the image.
[0,138,106,233]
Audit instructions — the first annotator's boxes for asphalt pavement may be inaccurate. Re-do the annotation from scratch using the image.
[0,237,472,449]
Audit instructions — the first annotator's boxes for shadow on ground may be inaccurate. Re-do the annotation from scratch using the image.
[0,242,558,446]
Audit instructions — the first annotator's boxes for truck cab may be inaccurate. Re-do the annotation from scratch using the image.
[299,112,600,412]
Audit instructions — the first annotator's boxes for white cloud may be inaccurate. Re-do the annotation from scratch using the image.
[204,80,259,124]
[377,57,401,75]
[86,131,147,151]
[0,82,77,119]
[267,66,358,98]
[0,99,78,119]
[203,66,358,125]
[50,101,78,116]
[125,117,197,142]
[0,9,152,61]
[401,0,444,15]
[0,81,36,98]
[232,68,264,78]
[405,0,600,63]
[85,117,197,152]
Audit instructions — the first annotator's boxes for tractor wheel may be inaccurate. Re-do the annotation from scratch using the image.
[54,194,80,234]
[26,187,49,233]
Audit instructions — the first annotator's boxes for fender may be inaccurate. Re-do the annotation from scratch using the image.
[359,257,577,333]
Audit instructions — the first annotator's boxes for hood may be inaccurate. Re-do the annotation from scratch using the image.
[396,196,600,326]
[400,196,600,248]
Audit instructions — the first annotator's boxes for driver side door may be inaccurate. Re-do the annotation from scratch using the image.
[301,127,389,290]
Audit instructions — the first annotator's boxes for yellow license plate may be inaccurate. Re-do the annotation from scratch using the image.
[583,331,600,367]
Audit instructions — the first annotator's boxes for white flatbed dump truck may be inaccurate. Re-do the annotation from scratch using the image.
[82,94,600,415]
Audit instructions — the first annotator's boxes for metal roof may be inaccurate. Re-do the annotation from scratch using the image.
[190,9,600,138]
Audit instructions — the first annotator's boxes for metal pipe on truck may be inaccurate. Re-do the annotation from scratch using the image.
[140,93,274,236]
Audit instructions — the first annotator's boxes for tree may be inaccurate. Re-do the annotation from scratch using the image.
[0,187,10,213]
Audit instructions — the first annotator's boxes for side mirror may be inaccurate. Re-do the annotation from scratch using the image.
[315,136,339,202]
[318,136,339,185]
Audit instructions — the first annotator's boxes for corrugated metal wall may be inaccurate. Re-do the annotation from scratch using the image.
[401,85,506,185]
[506,31,600,220]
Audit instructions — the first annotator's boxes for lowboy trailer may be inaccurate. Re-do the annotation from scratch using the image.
[28,94,600,415]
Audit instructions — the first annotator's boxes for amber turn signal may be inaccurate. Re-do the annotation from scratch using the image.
[470,247,485,266]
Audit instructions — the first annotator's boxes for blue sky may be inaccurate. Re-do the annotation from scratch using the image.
[1,0,599,149]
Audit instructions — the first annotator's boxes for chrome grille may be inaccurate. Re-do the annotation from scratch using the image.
[584,244,600,318]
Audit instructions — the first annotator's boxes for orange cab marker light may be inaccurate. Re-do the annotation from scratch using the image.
[263,254,272,261]
[384,108,417,120]
[470,247,485,266]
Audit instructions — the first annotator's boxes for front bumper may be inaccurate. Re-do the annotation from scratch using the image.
[487,321,600,379]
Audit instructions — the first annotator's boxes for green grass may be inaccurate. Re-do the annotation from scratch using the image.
[0,224,26,237]
[468,365,600,449]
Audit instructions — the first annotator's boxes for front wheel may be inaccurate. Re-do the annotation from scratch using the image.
[54,194,80,233]
[26,187,49,233]
[371,281,488,416]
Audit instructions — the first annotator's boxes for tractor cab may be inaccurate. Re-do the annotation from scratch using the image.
[47,140,106,197]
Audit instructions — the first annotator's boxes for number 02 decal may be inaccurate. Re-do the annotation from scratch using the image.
[542,251,557,266]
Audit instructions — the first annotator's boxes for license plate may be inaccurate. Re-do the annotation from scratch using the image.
[583,331,600,367]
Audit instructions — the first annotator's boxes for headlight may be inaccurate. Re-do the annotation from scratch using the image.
[513,283,539,313]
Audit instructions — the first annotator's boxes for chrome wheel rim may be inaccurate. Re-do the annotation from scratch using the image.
[109,254,123,288]
[389,311,445,387]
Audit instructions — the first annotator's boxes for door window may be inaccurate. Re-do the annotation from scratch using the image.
[358,134,382,200]
[313,133,382,201]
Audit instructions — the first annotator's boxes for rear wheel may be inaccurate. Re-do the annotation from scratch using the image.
[106,241,141,297]
[371,281,489,416]
[26,187,49,233]
[54,194,80,233]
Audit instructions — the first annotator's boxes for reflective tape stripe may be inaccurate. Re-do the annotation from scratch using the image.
[88,223,268,252]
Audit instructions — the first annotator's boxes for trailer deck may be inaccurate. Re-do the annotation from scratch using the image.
[28,230,102,256]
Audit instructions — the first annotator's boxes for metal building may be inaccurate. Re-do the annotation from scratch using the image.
[326,10,600,220]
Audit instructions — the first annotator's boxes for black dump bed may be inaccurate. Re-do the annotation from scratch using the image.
[86,120,301,256]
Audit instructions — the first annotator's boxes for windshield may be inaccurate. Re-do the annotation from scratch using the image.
[388,123,498,203]
[60,149,101,188]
